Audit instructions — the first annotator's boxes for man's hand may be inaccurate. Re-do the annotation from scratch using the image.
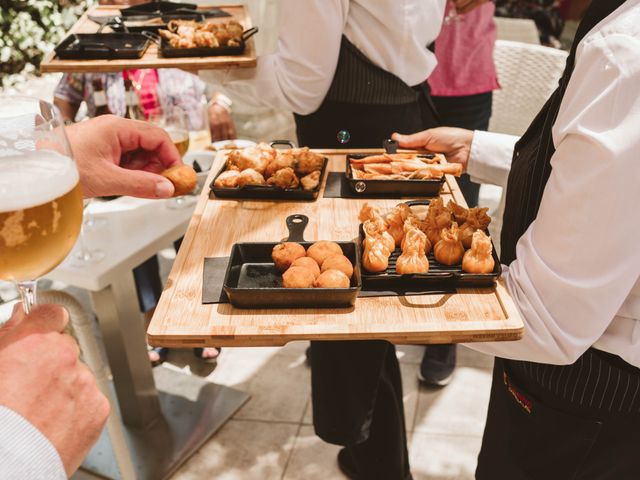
[208,103,237,141]
[452,0,491,15]
[392,127,474,171]
[0,304,110,476]
[66,115,182,199]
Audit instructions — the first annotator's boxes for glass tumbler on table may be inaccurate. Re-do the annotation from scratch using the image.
[0,96,84,313]
[149,108,194,209]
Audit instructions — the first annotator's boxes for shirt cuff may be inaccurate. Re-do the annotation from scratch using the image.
[467,130,518,187]
[0,406,66,480]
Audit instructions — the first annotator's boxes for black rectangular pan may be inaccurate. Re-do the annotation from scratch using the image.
[160,27,258,58]
[120,1,196,17]
[54,33,151,60]
[358,199,501,289]
[210,141,328,201]
[222,215,361,308]
[345,153,445,198]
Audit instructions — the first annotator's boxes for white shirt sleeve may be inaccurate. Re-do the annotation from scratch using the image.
[466,130,518,187]
[0,406,66,480]
[466,32,640,364]
[199,0,348,115]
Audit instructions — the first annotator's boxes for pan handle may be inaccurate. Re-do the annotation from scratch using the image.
[404,199,431,207]
[285,214,309,242]
[269,139,297,149]
[242,27,259,42]
[141,30,161,45]
[383,138,398,154]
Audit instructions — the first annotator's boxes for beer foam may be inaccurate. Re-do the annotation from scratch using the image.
[0,151,80,212]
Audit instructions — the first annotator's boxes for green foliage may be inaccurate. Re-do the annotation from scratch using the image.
[0,0,95,86]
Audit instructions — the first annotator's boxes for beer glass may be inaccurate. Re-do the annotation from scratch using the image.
[0,96,83,313]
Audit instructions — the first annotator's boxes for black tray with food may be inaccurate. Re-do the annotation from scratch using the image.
[222,215,361,308]
[160,26,258,57]
[345,153,448,198]
[210,141,328,201]
[358,224,501,289]
[120,1,197,17]
[54,33,152,60]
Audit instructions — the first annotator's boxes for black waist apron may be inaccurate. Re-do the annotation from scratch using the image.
[295,37,439,454]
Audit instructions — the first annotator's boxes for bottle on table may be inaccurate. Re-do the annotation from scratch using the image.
[123,78,145,120]
[92,77,112,116]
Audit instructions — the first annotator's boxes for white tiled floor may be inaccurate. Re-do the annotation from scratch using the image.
[69,343,494,480]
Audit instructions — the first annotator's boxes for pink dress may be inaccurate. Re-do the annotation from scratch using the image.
[428,2,499,97]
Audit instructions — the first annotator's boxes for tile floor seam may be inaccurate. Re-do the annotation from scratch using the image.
[231,417,302,426]
[279,417,305,480]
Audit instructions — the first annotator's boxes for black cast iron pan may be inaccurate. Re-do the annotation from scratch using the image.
[222,215,361,309]
[160,26,258,58]
[359,200,501,289]
[210,140,328,201]
[54,33,151,60]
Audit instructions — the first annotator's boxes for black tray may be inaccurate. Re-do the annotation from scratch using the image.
[160,27,258,58]
[210,140,328,201]
[54,33,151,60]
[346,154,445,198]
[120,1,196,17]
[358,224,501,289]
[222,215,361,308]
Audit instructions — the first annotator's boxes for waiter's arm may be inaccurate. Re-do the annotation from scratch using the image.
[396,33,640,364]
[468,33,640,364]
[200,0,348,115]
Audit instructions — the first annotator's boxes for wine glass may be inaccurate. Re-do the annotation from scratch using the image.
[72,199,106,265]
[149,108,195,209]
[0,96,84,313]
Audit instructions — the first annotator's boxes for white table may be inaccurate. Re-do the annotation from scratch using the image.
[47,196,249,480]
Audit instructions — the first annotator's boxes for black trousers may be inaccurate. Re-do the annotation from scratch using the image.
[296,87,439,480]
[478,353,640,480]
[431,92,493,208]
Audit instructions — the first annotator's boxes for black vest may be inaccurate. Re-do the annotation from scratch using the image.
[500,0,626,264]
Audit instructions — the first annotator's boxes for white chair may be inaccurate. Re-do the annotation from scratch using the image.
[484,40,568,253]
[494,17,541,45]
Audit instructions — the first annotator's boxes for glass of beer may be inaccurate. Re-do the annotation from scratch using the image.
[0,96,84,313]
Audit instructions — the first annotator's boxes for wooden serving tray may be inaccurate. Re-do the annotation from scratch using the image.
[147,149,524,347]
[40,4,256,73]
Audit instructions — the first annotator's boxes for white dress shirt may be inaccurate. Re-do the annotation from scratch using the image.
[0,406,66,480]
[465,0,640,369]
[200,0,445,115]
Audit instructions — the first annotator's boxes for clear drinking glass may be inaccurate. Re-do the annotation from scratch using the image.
[0,96,84,313]
[72,199,105,265]
[149,108,195,209]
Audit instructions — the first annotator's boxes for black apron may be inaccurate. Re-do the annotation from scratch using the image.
[294,37,440,480]
[478,1,640,478]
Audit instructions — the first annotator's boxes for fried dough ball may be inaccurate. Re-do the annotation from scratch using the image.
[226,144,274,174]
[292,148,324,176]
[214,170,240,188]
[282,266,316,288]
[236,168,266,187]
[266,167,300,189]
[321,254,353,279]
[264,153,295,178]
[313,269,350,288]
[300,170,321,191]
[307,241,343,267]
[272,242,306,272]
[161,165,197,196]
[291,257,321,278]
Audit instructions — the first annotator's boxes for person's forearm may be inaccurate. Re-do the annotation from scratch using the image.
[0,407,66,480]
[466,130,518,187]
